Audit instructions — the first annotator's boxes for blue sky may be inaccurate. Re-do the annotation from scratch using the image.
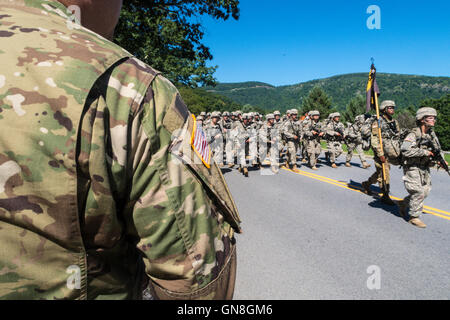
[199,0,450,86]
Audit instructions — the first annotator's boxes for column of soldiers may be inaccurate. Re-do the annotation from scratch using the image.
[197,102,447,229]
[197,108,375,175]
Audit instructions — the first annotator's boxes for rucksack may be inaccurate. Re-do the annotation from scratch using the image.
[360,116,376,151]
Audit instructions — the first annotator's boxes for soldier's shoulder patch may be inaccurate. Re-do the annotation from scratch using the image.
[162,93,189,134]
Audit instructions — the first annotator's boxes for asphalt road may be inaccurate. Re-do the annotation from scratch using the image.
[222,155,450,300]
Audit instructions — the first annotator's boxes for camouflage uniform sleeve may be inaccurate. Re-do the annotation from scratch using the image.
[324,122,335,136]
[303,122,313,138]
[258,126,268,143]
[401,131,429,158]
[347,125,358,140]
[127,76,238,300]
[283,121,296,139]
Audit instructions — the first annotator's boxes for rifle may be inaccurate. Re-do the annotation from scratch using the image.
[311,121,323,140]
[426,130,450,176]
[334,125,345,142]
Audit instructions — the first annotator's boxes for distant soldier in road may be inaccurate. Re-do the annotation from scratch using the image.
[234,113,250,177]
[300,112,311,164]
[398,107,448,228]
[274,111,282,126]
[246,113,259,168]
[273,111,284,160]
[324,112,345,168]
[205,111,225,167]
[361,100,400,205]
[303,110,324,170]
[199,115,206,125]
[221,112,233,166]
[259,114,281,173]
[282,109,302,171]
[346,115,371,169]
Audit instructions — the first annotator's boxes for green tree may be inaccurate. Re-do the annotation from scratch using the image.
[396,105,416,130]
[342,95,366,123]
[178,86,242,115]
[114,0,240,88]
[300,86,333,119]
[420,94,450,151]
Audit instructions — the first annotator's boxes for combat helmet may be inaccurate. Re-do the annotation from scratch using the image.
[416,107,437,121]
[211,111,221,118]
[380,100,396,112]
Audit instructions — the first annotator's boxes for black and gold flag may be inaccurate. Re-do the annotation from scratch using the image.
[366,64,380,112]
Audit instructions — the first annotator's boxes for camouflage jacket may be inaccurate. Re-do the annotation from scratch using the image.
[204,122,223,145]
[0,0,240,300]
[324,121,346,142]
[346,122,363,143]
[303,120,324,141]
[401,127,443,168]
[258,123,281,144]
[282,119,302,141]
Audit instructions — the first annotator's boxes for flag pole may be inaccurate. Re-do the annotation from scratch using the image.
[371,64,388,193]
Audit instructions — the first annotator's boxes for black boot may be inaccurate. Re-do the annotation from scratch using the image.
[380,184,396,206]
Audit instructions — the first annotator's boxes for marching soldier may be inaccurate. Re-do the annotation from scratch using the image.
[246,113,259,168]
[282,109,302,171]
[300,112,311,164]
[361,100,400,205]
[204,111,225,167]
[303,110,324,170]
[399,107,448,228]
[346,115,371,169]
[234,113,250,177]
[259,114,281,173]
[220,112,234,166]
[324,112,345,168]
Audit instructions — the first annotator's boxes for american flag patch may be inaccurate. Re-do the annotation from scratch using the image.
[190,115,211,168]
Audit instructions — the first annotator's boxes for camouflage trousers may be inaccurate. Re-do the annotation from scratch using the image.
[234,139,247,168]
[225,139,234,164]
[306,139,321,167]
[301,139,309,160]
[286,140,299,165]
[248,137,258,165]
[326,141,343,163]
[259,142,279,166]
[366,156,391,187]
[402,167,432,218]
[210,139,224,165]
[346,142,367,164]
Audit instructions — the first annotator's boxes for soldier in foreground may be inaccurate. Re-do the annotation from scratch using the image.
[398,108,448,228]
[361,100,399,206]
[0,0,240,300]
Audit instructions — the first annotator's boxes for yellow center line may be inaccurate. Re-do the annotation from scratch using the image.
[291,167,450,217]
[281,167,450,221]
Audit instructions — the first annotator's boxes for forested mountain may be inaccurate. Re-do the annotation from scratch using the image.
[202,73,450,112]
